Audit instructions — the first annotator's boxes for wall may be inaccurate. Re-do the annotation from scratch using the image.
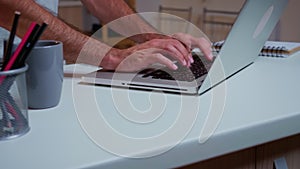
[136,0,161,12]
[136,0,300,42]
[279,0,300,41]
[58,0,299,42]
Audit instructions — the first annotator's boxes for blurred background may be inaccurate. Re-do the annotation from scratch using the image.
[58,0,300,46]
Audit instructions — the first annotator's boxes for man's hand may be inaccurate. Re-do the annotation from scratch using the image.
[127,38,192,67]
[172,33,214,61]
[115,48,178,72]
[102,38,192,72]
[101,35,213,72]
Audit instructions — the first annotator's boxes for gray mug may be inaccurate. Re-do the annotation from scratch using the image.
[25,40,63,109]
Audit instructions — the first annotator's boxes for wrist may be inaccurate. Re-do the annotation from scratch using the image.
[100,48,124,70]
[65,33,89,62]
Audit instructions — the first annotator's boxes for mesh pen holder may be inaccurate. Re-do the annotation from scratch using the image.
[0,64,29,140]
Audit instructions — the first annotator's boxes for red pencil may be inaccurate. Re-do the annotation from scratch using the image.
[0,22,38,84]
[3,22,37,71]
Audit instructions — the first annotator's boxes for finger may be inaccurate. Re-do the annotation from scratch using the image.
[153,38,189,66]
[170,39,192,66]
[172,33,192,50]
[172,34,194,63]
[151,53,178,70]
[192,37,214,61]
[144,39,190,67]
[162,43,188,66]
[146,40,185,65]
[173,33,214,61]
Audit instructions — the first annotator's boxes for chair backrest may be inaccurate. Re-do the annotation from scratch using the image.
[158,5,193,34]
[159,5,193,22]
[202,8,240,42]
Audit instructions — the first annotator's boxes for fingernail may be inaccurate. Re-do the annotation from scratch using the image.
[183,60,187,66]
[173,64,178,70]
[209,53,214,61]
[190,55,194,63]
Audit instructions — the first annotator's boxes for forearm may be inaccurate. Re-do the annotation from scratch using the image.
[0,0,114,66]
[81,0,169,43]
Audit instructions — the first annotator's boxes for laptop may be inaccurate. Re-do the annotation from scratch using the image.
[81,0,288,95]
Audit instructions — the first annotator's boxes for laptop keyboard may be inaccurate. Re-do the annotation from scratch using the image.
[142,53,210,82]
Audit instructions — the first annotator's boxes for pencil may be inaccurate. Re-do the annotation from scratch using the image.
[14,22,48,68]
[2,39,7,64]
[2,11,21,70]
[2,22,38,71]
[0,22,38,84]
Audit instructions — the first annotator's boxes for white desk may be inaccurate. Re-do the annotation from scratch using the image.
[1,53,300,169]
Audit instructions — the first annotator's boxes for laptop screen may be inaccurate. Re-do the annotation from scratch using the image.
[199,0,288,93]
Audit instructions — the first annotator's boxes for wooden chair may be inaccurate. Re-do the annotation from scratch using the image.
[202,8,240,42]
[158,5,193,34]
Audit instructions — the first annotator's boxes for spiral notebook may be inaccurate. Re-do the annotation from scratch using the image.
[213,41,300,58]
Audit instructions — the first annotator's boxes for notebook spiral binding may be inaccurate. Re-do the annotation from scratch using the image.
[213,40,300,58]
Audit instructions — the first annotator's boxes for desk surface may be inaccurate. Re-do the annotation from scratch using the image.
[1,53,300,169]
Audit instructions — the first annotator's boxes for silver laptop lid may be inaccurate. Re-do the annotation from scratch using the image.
[199,0,288,93]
